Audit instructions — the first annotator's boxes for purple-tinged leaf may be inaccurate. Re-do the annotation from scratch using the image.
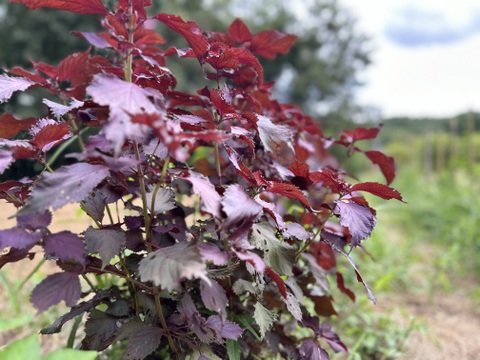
[298,339,329,360]
[84,227,126,269]
[221,184,262,227]
[0,150,14,175]
[0,228,41,252]
[200,279,227,318]
[336,272,355,302]
[122,325,163,360]
[257,114,293,154]
[251,222,295,276]
[145,186,176,215]
[181,171,221,218]
[253,302,277,339]
[199,243,228,266]
[138,242,208,291]
[83,309,119,351]
[44,231,86,266]
[80,189,106,223]
[75,32,112,48]
[335,200,376,246]
[30,272,81,312]
[206,315,243,340]
[17,210,52,230]
[87,75,162,155]
[283,292,302,321]
[234,250,265,274]
[0,75,36,103]
[20,163,110,215]
[143,138,168,159]
[41,290,111,334]
[42,98,84,120]
[175,294,214,343]
[283,222,312,241]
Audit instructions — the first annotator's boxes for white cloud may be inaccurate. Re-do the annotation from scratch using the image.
[340,0,480,117]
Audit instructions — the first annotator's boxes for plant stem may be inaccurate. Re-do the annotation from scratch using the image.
[16,258,46,292]
[81,274,96,291]
[153,287,178,354]
[214,142,222,186]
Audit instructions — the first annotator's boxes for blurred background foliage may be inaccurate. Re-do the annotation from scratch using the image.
[1,0,479,358]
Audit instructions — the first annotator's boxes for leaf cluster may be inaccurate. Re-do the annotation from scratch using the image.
[0,0,402,358]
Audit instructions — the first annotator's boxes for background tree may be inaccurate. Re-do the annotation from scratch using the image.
[0,0,371,131]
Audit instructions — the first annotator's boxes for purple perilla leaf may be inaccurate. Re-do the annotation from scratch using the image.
[0,75,36,103]
[221,184,262,227]
[0,150,14,175]
[44,231,86,266]
[30,272,81,312]
[0,227,42,252]
[335,200,376,247]
[84,226,126,269]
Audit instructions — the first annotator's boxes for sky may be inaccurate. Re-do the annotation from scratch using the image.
[339,0,480,118]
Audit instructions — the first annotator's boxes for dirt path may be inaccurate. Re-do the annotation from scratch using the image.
[380,288,480,360]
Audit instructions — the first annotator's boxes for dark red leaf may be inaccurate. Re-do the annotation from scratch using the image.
[250,30,297,59]
[336,272,355,302]
[232,47,264,84]
[10,0,108,14]
[266,182,311,209]
[154,13,209,61]
[228,18,252,43]
[8,67,47,84]
[310,295,337,317]
[30,272,81,312]
[0,248,35,269]
[335,200,376,247]
[364,150,396,185]
[309,241,336,270]
[310,169,347,194]
[351,182,403,202]
[30,120,72,152]
[58,49,90,84]
[339,125,382,145]
[265,267,287,298]
[206,43,239,71]
[210,88,236,116]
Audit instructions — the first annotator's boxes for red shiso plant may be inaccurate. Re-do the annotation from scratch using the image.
[0,0,403,358]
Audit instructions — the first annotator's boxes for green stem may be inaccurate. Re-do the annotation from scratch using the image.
[16,258,46,292]
[153,287,178,354]
[67,314,83,348]
[70,120,85,151]
[81,274,96,291]
[214,142,222,186]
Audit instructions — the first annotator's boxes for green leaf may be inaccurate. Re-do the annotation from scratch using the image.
[227,340,241,360]
[251,223,295,276]
[253,302,277,339]
[43,349,97,360]
[0,334,40,360]
[0,314,33,332]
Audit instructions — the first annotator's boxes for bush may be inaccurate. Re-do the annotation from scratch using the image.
[0,0,402,358]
